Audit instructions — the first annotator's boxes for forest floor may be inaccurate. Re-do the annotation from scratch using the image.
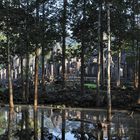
[0,83,139,111]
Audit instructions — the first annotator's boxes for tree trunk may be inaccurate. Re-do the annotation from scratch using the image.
[137,41,140,104]
[25,51,29,103]
[80,0,86,94]
[50,63,54,80]
[34,0,39,108]
[62,0,67,85]
[134,40,139,88]
[96,1,102,106]
[7,42,14,108]
[116,49,121,87]
[81,43,85,93]
[107,3,112,122]
[135,40,139,88]
[124,61,127,82]
[132,0,137,88]
[100,1,104,86]
[25,0,30,103]
[6,0,14,109]
[34,48,40,107]
[41,1,45,94]
[21,56,25,102]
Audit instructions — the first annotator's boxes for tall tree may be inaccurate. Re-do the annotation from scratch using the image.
[40,0,61,91]
[80,0,86,94]
[96,0,102,106]
[34,0,40,108]
[138,42,140,103]
[25,0,30,103]
[70,0,99,93]
[132,0,138,88]
[135,0,140,90]
[98,0,104,87]
[20,55,26,102]
[136,0,140,103]
[62,0,67,85]
[7,35,14,108]
[41,0,45,94]
[106,0,126,87]
[6,0,14,108]
[107,2,111,122]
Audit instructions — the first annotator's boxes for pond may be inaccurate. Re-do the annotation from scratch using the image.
[0,106,140,140]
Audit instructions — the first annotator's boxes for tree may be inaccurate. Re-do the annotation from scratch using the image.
[80,0,86,94]
[100,1,104,86]
[34,0,40,108]
[111,0,128,87]
[41,0,45,94]
[62,0,67,85]
[6,0,14,108]
[70,0,87,93]
[96,1,102,106]
[124,0,140,88]
[70,0,100,93]
[138,44,140,103]
[25,0,30,103]
[107,1,111,122]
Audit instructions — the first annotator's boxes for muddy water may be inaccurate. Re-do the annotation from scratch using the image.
[0,106,140,140]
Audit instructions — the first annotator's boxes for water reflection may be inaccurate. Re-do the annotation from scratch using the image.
[0,106,140,140]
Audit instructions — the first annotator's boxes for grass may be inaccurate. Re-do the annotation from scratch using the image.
[84,83,97,89]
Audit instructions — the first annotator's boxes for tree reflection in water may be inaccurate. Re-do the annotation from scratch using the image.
[7,108,14,140]
[107,122,111,140]
[62,109,65,140]
[15,108,34,140]
[41,109,44,140]
[0,106,139,140]
[34,107,38,140]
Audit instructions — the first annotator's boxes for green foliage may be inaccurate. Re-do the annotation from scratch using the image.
[84,83,97,89]
[0,0,139,74]
[66,44,81,59]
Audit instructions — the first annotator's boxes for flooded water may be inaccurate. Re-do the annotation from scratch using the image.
[0,106,140,140]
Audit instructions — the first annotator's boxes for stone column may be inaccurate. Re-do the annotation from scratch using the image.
[50,63,54,80]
